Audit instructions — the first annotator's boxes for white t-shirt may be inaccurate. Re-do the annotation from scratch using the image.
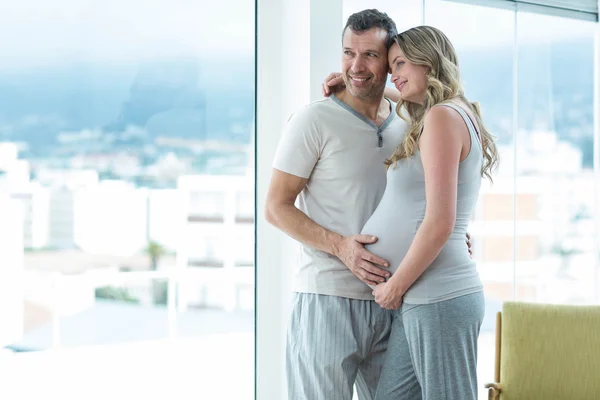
[272,94,407,300]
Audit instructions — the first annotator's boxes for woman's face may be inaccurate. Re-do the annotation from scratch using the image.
[388,43,429,105]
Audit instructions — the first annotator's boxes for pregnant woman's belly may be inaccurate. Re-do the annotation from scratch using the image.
[360,208,417,289]
[361,203,479,298]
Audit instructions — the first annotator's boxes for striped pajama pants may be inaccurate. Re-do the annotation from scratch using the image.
[286,293,393,400]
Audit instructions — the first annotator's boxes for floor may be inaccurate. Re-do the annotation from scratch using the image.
[0,333,255,400]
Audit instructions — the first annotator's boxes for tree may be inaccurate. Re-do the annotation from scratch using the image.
[146,241,166,271]
[551,242,581,279]
[146,241,168,305]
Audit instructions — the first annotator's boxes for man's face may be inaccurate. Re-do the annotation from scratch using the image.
[341,27,389,101]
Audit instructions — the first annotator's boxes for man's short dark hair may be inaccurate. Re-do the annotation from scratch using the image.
[343,9,398,49]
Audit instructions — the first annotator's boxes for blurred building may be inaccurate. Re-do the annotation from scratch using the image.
[176,174,254,311]
[0,193,24,347]
[472,132,596,304]
[74,180,148,256]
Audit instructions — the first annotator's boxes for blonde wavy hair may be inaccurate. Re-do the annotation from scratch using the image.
[385,26,499,181]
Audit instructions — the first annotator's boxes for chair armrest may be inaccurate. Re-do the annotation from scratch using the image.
[485,383,502,400]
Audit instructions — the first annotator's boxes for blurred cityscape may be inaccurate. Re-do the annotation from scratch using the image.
[0,58,256,351]
[1,34,598,351]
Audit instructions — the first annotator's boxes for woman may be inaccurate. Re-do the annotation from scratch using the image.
[324,26,498,399]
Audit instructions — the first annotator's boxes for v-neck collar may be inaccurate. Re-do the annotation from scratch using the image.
[330,93,395,132]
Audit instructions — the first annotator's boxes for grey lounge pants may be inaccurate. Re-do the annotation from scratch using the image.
[375,291,485,400]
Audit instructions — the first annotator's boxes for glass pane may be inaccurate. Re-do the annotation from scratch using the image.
[515,12,597,305]
[0,1,255,399]
[425,2,516,398]
[344,0,423,30]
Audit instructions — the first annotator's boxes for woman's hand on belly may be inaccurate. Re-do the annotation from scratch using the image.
[373,280,405,310]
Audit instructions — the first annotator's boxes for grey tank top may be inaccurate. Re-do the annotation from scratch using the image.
[361,102,484,304]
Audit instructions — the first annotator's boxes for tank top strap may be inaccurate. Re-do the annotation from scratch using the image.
[436,102,482,150]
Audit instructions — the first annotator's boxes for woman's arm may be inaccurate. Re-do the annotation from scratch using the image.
[386,106,465,295]
[384,86,401,103]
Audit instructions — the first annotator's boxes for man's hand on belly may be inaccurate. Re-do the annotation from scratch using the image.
[332,235,391,286]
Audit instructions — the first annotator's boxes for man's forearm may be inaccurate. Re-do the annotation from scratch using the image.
[266,202,342,256]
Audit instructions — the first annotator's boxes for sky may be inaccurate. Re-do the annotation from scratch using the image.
[0,0,255,70]
[0,0,594,71]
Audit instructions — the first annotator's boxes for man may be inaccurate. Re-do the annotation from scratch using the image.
[266,10,402,400]
[265,9,470,400]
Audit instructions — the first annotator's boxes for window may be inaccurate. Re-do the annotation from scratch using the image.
[344,0,423,30]
[424,2,597,397]
[515,12,597,305]
[0,1,255,398]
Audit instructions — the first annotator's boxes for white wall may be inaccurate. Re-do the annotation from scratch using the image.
[256,0,342,398]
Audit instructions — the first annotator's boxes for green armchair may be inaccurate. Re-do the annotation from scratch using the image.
[485,301,600,400]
